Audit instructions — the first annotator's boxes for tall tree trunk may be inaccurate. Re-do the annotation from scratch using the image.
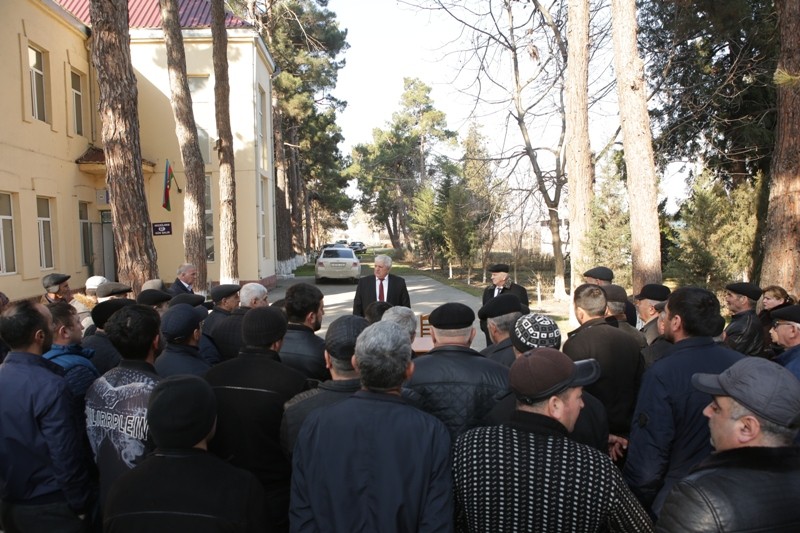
[90,0,159,292]
[160,0,207,291]
[565,0,594,294]
[210,0,238,284]
[273,109,294,267]
[547,209,568,299]
[761,0,800,289]
[610,0,662,292]
[287,128,304,254]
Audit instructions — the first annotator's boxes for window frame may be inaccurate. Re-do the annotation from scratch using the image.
[28,46,47,123]
[79,201,91,266]
[37,197,54,270]
[0,193,17,275]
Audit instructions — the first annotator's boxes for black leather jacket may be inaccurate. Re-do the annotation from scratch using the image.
[657,446,800,532]
[404,344,508,438]
[723,309,764,356]
[279,325,329,382]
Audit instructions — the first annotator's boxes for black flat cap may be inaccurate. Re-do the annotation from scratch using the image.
[601,284,629,303]
[137,289,173,306]
[326,315,370,360]
[488,264,509,273]
[91,299,136,329]
[242,307,288,347]
[42,273,70,290]
[429,302,475,329]
[478,293,527,320]
[634,284,671,302]
[96,282,133,298]
[169,293,206,308]
[771,305,800,324]
[583,266,613,282]
[725,282,762,301]
[209,284,240,302]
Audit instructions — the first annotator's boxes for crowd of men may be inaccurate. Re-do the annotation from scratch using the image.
[1,260,800,532]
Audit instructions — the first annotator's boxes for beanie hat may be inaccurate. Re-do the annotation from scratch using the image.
[147,375,217,449]
[242,306,288,347]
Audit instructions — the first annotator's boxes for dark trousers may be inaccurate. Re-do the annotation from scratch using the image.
[1,500,88,533]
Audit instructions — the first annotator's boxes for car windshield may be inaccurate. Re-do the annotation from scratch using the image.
[322,249,355,259]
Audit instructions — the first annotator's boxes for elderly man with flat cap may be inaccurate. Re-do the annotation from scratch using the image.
[203,284,240,336]
[82,299,137,374]
[478,293,526,367]
[603,284,647,349]
[657,358,800,532]
[281,315,370,456]
[104,375,267,532]
[205,306,308,530]
[722,281,765,356]
[41,272,71,304]
[453,348,653,533]
[635,284,671,345]
[583,266,638,326]
[769,304,800,381]
[211,283,270,362]
[136,289,172,315]
[480,264,529,345]
[404,302,508,438]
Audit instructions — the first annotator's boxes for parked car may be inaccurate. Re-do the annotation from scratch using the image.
[349,241,367,254]
[315,247,361,283]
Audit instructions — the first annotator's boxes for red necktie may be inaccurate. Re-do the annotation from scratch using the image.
[378,278,385,302]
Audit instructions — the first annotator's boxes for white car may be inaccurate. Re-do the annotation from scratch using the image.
[315,247,361,283]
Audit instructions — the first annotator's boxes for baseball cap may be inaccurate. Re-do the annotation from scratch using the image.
[510,348,600,403]
[692,357,800,427]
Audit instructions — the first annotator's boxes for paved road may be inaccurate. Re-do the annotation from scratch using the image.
[267,275,488,352]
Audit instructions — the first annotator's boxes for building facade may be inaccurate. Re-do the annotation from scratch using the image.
[0,0,277,302]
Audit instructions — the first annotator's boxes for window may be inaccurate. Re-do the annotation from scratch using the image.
[79,202,91,266]
[259,87,268,168]
[205,174,214,261]
[71,71,84,136]
[29,47,46,122]
[37,197,53,269]
[259,177,269,259]
[188,76,211,164]
[0,193,16,274]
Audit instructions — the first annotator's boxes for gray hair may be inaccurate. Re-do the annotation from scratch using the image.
[381,306,417,338]
[432,326,472,339]
[177,263,196,275]
[488,311,521,333]
[354,321,412,391]
[374,254,392,268]
[606,301,626,315]
[730,399,799,446]
[240,283,267,306]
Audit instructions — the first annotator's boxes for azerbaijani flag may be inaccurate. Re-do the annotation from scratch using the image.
[162,159,174,211]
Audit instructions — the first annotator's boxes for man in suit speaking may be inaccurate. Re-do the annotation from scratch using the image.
[353,255,411,316]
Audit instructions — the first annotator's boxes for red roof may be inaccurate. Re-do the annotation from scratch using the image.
[56,0,250,30]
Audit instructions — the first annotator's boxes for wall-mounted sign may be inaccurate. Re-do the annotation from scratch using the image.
[153,222,172,236]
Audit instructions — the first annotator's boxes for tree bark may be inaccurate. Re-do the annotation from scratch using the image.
[761,0,800,289]
[610,0,663,292]
[273,108,294,267]
[90,0,159,292]
[565,0,594,294]
[210,0,238,284]
[159,0,207,291]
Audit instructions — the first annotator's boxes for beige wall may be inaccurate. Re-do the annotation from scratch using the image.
[0,0,101,301]
[131,28,277,285]
[0,0,277,301]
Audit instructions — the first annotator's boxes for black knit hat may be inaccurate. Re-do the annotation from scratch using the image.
[91,299,136,329]
[147,375,217,449]
[242,306,287,347]
[326,315,370,360]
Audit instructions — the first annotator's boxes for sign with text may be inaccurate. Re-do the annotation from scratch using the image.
[152,222,172,236]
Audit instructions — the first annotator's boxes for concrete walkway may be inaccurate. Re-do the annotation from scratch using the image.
[267,275,488,351]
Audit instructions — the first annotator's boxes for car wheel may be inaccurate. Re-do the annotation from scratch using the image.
[315,277,322,284]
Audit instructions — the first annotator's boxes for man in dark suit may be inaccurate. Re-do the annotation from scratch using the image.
[352,255,410,316]
[481,264,529,345]
[167,263,197,295]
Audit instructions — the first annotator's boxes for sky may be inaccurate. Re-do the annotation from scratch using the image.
[329,0,471,153]
[327,0,690,212]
